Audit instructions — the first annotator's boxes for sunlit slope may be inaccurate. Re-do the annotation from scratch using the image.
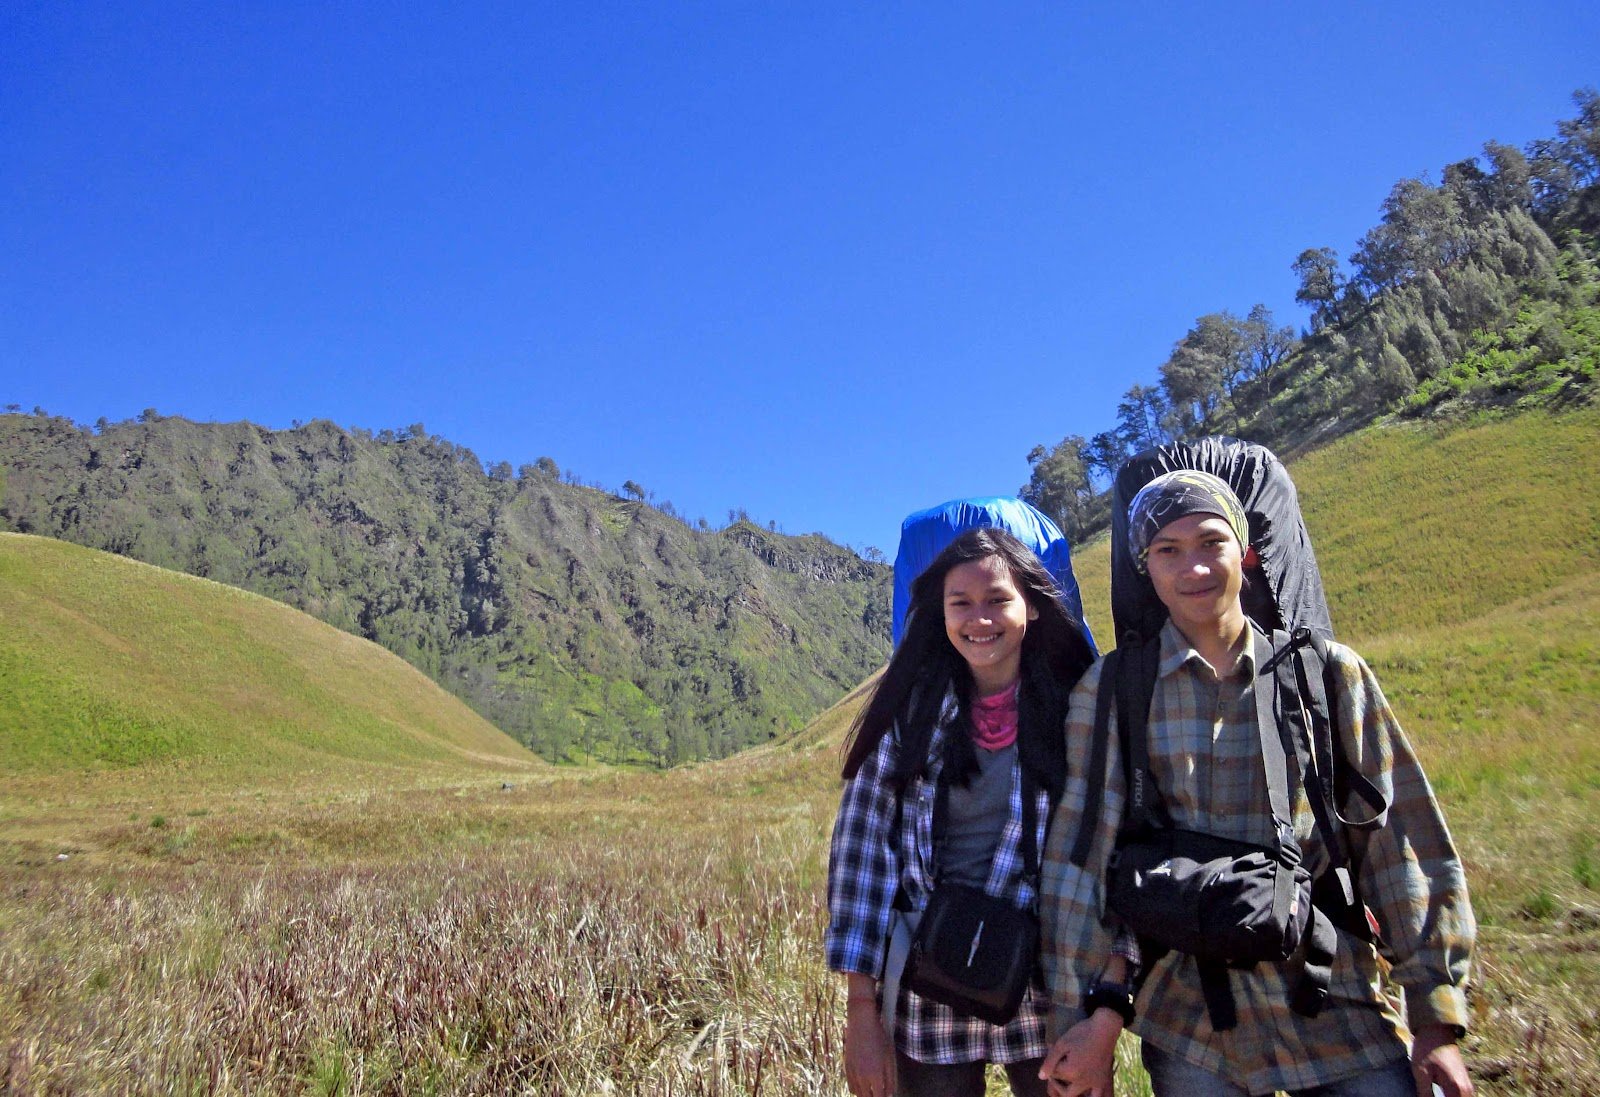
[1296,410,1600,642]
[0,533,539,780]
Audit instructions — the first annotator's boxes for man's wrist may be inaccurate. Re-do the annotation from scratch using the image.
[1413,1021,1466,1045]
[1082,980,1136,1026]
[1406,985,1471,1036]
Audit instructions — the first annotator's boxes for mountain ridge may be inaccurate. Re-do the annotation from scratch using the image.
[0,413,892,766]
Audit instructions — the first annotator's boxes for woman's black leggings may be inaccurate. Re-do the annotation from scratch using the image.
[894,1052,1048,1097]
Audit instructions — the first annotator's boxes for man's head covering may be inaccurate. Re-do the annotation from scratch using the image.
[1128,469,1250,573]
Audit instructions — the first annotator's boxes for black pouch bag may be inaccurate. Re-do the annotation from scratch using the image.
[903,883,1039,1026]
[901,766,1042,1027]
[1104,630,1315,966]
[1107,826,1312,964]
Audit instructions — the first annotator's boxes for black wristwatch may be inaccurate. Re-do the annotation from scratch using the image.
[1083,980,1136,1025]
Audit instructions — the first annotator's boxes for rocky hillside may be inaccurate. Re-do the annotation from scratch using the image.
[0,413,892,765]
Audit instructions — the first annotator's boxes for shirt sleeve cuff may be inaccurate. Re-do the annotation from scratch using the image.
[826,950,884,979]
[1047,1001,1089,1041]
[1406,983,1470,1034]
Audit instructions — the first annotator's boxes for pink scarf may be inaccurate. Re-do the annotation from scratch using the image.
[969,681,1020,750]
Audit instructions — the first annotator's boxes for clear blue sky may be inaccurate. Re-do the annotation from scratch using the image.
[4,4,1596,554]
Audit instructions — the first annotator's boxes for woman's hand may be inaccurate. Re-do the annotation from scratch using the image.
[1039,1009,1122,1097]
[843,978,895,1097]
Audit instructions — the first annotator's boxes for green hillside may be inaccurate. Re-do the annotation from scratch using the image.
[0,414,891,767]
[0,532,539,785]
[1015,91,1599,548]
[1069,405,1600,641]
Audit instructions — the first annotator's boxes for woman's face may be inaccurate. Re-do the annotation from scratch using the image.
[942,554,1038,694]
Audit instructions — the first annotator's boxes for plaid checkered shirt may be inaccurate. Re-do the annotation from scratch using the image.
[1040,621,1476,1095]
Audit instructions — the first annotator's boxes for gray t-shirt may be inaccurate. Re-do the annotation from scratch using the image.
[939,742,1016,888]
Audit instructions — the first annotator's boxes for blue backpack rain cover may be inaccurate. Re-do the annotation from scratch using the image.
[892,496,1097,655]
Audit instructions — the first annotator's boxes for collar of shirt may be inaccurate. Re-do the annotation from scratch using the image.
[1158,618,1260,684]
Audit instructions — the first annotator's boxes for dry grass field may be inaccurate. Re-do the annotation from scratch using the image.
[0,763,841,1095]
[5,726,1157,1096]
[2,407,1597,1094]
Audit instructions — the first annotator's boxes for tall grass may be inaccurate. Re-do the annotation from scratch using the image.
[1,778,839,1095]
[1294,409,1600,641]
[0,768,1160,1096]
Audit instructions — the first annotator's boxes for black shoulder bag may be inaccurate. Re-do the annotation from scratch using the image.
[901,767,1041,1026]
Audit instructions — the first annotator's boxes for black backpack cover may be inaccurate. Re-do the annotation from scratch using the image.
[1109,435,1332,645]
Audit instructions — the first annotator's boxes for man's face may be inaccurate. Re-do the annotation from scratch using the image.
[1144,512,1246,635]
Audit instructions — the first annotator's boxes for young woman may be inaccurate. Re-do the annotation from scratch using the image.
[825,527,1120,1097]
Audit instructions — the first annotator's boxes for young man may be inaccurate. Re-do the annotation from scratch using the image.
[1038,470,1476,1097]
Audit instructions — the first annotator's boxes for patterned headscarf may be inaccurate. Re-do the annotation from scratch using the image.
[1128,470,1250,573]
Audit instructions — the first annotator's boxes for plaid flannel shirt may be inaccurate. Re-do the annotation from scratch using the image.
[1040,621,1476,1095]
[825,695,1056,1064]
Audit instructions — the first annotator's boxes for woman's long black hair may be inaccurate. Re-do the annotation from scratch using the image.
[841,527,1096,804]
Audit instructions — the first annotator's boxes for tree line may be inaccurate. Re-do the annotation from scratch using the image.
[1023,89,1600,541]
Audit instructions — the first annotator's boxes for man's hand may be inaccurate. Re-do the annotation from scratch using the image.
[1039,1010,1122,1097]
[1412,1024,1473,1097]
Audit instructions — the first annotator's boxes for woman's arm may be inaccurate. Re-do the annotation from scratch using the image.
[825,731,903,978]
[827,732,905,1096]
[842,973,896,1097]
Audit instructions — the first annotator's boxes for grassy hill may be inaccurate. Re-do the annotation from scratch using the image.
[0,413,891,767]
[0,532,539,790]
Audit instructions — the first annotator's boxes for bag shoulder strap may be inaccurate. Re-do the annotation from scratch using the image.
[1067,631,1167,867]
[1019,767,1040,880]
[1265,629,1390,847]
[1283,631,1348,867]
[1250,628,1297,839]
[1303,633,1390,832]
[1262,626,1375,870]
[928,733,1042,884]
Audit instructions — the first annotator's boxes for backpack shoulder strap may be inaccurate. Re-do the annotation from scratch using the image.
[1250,628,1299,837]
[1117,633,1167,835]
[1067,648,1121,868]
[1288,632,1390,956]
[1261,628,1347,865]
[1292,632,1389,834]
[1066,633,1164,867]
